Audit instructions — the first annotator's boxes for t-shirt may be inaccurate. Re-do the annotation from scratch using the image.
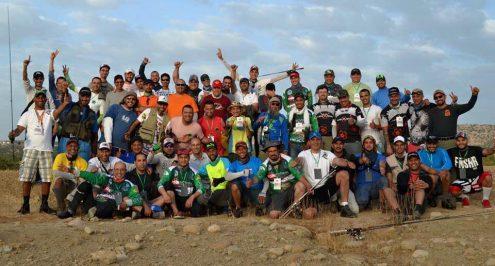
[199,94,231,121]
[17,109,55,151]
[427,95,477,138]
[198,116,226,156]
[298,149,336,188]
[138,95,158,112]
[87,156,123,175]
[189,153,211,172]
[166,116,204,140]
[355,152,386,184]
[360,105,383,146]
[333,103,364,143]
[448,146,484,180]
[105,104,138,150]
[313,101,336,137]
[52,153,88,172]
[23,80,55,109]
[125,169,158,200]
[230,156,263,190]
[235,91,258,106]
[167,93,199,118]
[381,103,412,143]
[343,82,371,107]
[226,116,253,153]
[105,91,127,113]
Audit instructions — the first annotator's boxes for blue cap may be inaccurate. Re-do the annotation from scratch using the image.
[308,131,322,140]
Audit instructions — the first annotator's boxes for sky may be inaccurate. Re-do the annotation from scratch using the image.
[0,0,494,138]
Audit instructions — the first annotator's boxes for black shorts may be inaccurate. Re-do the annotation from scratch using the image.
[208,187,232,208]
[308,177,339,205]
[267,186,294,212]
[175,195,201,217]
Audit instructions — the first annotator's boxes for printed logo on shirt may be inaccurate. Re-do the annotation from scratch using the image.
[121,115,131,124]
[444,109,451,117]
[214,103,224,110]
[454,156,479,170]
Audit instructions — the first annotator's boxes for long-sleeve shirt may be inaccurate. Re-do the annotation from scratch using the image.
[418,148,452,172]
[397,170,432,195]
[282,84,313,112]
[139,63,162,91]
[427,94,478,138]
[287,109,319,143]
[158,165,204,197]
[371,87,411,109]
[79,171,143,206]
[65,73,106,123]
[253,112,289,152]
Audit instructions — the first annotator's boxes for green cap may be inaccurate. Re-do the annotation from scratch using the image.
[34,89,47,97]
[376,74,386,81]
[324,69,335,76]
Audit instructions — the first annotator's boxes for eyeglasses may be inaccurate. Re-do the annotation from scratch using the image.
[176,84,186,87]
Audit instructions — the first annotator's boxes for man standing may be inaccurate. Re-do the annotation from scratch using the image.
[428,87,479,149]
[371,74,410,109]
[313,86,336,150]
[166,105,206,146]
[332,90,365,155]
[48,50,69,108]
[139,57,162,91]
[288,93,319,158]
[87,64,114,98]
[198,101,226,156]
[199,80,231,121]
[102,91,138,153]
[232,65,259,120]
[104,75,127,113]
[9,90,65,214]
[66,73,106,124]
[123,69,137,92]
[22,55,55,109]
[408,88,430,152]
[253,97,289,157]
[156,73,172,99]
[448,132,495,208]
[137,79,158,114]
[343,68,371,107]
[282,71,313,113]
[315,69,342,104]
[359,88,384,152]
[381,87,412,155]
[258,83,283,114]
[167,79,199,119]
[297,132,356,218]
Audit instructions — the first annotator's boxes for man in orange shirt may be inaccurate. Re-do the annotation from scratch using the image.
[137,79,158,114]
[168,78,198,119]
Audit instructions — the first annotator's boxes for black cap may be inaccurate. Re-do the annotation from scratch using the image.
[200,74,210,82]
[134,75,143,82]
[263,141,282,152]
[350,68,361,75]
[407,152,420,159]
[33,71,44,79]
[388,87,400,96]
[67,137,79,146]
[99,64,111,70]
[293,92,305,100]
[332,136,345,144]
[79,87,91,96]
[144,79,153,84]
[337,90,349,98]
[240,77,249,84]
[426,136,439,144]
[266,83,275,91]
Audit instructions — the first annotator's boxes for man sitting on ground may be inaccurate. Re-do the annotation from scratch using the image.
[125,153,159,218]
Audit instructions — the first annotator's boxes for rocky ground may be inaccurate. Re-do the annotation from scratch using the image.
[1,169,495,265]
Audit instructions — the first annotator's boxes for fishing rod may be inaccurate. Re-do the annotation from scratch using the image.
[7,5,15,160]
[329,210,495,240]
[258,67,304,77]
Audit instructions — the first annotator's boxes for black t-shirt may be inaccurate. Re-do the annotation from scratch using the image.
[125,169,159,201]
[334,103,363,143]
[447,146,484,180]
[313,101,335,136]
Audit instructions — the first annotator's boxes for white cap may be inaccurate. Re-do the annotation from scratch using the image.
[124,68,135,74]
[98,142,111,150]
[163,138,174,145]
[393,136,406,144]
[158,95,168,103]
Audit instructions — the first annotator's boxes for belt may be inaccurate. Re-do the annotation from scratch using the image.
[437,136,455,141]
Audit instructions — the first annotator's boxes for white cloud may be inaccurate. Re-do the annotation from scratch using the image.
[484,19,495,35]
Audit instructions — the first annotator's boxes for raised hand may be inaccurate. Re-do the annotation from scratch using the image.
[231,64,238,71]
[404,89,411,95]
[23,55,31,66]
[291,62,299,70]
[62,65,69,75]
[143,57,150,65]
[50,49,59,60]
[216,48,223,60]
[174,61,183,68]
[449,92,458,104]
[470,85,479,95]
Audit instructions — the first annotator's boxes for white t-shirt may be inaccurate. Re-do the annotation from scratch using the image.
[88,156,123,175]
[23,80,55,109]
[234,91,258,106]
[359,105,384,146]
[17,109,55,151]
[297,149,336,188]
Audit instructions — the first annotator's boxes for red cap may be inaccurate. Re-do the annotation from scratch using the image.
[289,71,299,78]
[212,79,222,89]
[177,149,190,155]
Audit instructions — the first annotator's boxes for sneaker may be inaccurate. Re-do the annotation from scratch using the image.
[17,204,30,215]
[428,196,437,208]
[293,206,303,219]
[39,203,56,214]
[57,210,73,219]
[340,205,357,218]
[87,207,97,219]
[233,208,243,218]
[462,197,470,206]
[482,200,492,208]
[131,211,141,220]
[441,197,457,210]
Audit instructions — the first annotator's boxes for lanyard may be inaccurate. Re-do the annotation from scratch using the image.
[35,110,45,130]
[458,149,469,160]
[136,171,146,189]
[362,107,371,120]
[310,151,321,166]
[427,152,434,166]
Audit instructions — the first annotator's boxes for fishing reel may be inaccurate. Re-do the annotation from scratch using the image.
[347,228,364,240]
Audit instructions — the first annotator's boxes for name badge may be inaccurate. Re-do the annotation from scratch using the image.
[33,125,44,135]
[295,122,304,133]
[236,117,244,128]
[354,93,360,102]
[273,178,282,190]
[459,168,466,180]
[314,168,322,179]
[288,95,294,102]
[263,126,269,133]
[208,135,215,142]
[396,116,404,127]
[365,169,373,182]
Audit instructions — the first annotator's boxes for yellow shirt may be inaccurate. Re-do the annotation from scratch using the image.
[52,153,88,172]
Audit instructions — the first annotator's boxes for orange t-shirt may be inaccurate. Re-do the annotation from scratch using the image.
[167,93,199,118]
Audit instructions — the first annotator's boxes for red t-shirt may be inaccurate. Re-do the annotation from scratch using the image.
[199,94,231,121]
[198,116,226,156]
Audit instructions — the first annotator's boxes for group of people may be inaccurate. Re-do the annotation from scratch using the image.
[9,48,494,221]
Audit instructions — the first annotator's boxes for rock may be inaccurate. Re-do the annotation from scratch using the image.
[156,225,176,233]
[380,246,392,254]
[284,245,293,252]
[124,242,142,251]
[1,245,13,254]
[183,224,201,235]
[268,247,285,257]
[190,243,198,248]
[430,238,446,244]
[90,217,99,222]
[84,226,94,235]
[400,239,420,251]
[134,234,143,242]
[68,217,84,227]
[207,224,221,233]
[116,253,127,262]
[367,243,378,252]
[459,239,469,247]
[293,226,312,239]
[91,250,117,265]
[446,237,457,247]
[429,212,443,218]
[312,253,326,261]
[377,264,387,266]
[291,244,308,253]
[227,245,240,255]
[269,223,280,230]
[463,248,476,257]
[486,258,495,266]
[412,249,429,263]
[259,218,271,225]
[210,240,232,251]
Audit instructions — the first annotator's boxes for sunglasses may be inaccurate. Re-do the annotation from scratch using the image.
[176,84,186,87]
[434,95,444,100]
[161,79,170,82]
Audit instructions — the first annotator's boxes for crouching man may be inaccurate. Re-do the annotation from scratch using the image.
[57,162,143,219]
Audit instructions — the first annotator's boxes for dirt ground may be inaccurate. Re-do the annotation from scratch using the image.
[1,169,495,265]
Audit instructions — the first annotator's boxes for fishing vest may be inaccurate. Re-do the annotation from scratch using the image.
[60,104,96,141]
[386,154,408,183]
[205,159,228,192]
[138,108,169,144]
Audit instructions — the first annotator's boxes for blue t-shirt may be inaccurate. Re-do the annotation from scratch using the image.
[371,87,411,109]
[105,104,137,150]
[355,152,386,184]
[229,156,263,190]
[418,148,452,172]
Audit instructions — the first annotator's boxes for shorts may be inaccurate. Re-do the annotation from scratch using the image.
[231,180,262,206]
[267,186,294,212]
[20,149,52,183]
[450,172,490,194]
[355,177,388,208]
[308,177,339,205]
[175,195,201,217]
[208,187,232,208]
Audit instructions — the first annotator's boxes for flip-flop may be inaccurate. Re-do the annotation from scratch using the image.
[173,215,185,219]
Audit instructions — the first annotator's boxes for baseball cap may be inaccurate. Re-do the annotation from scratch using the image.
[337,90,349,98]
[332,136,345,144]
[412,88,423,95]
[407,152,420,159]
[124,91,137,99]
[350,68,361,75]
[240,77,249,84]
[100,64,110,70]
[124,68,135,74]
[33,71,44,79]
[66,137,79,146]
[289,71,299,79]
[308,131,322,140]
[163,137,174,146]
[212,80,222,89]
[455,132,468,139]
[200,74,210,82]
[262,140,282,151]
[376,74,386,81]
[134,75,143,82]
[79,87,91,96]
[98,142,111,150]
[324,69,335,76]
[144,79,153,84]
[177,148,190,155]
[393,136,406,144]
[189,74,199,82]
[426,136,439,144]
[433,89,446,96]
[266,83,275,91]
[34,89,47,97]
[269,96,281,104]
[388,87,400,96]
[205,142,217,150]
[158,95,168,104]
[250,65,259,71]
[235,141,248,149]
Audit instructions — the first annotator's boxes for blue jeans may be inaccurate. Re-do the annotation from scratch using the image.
[355,177,388,210]
[58,137,91,161]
